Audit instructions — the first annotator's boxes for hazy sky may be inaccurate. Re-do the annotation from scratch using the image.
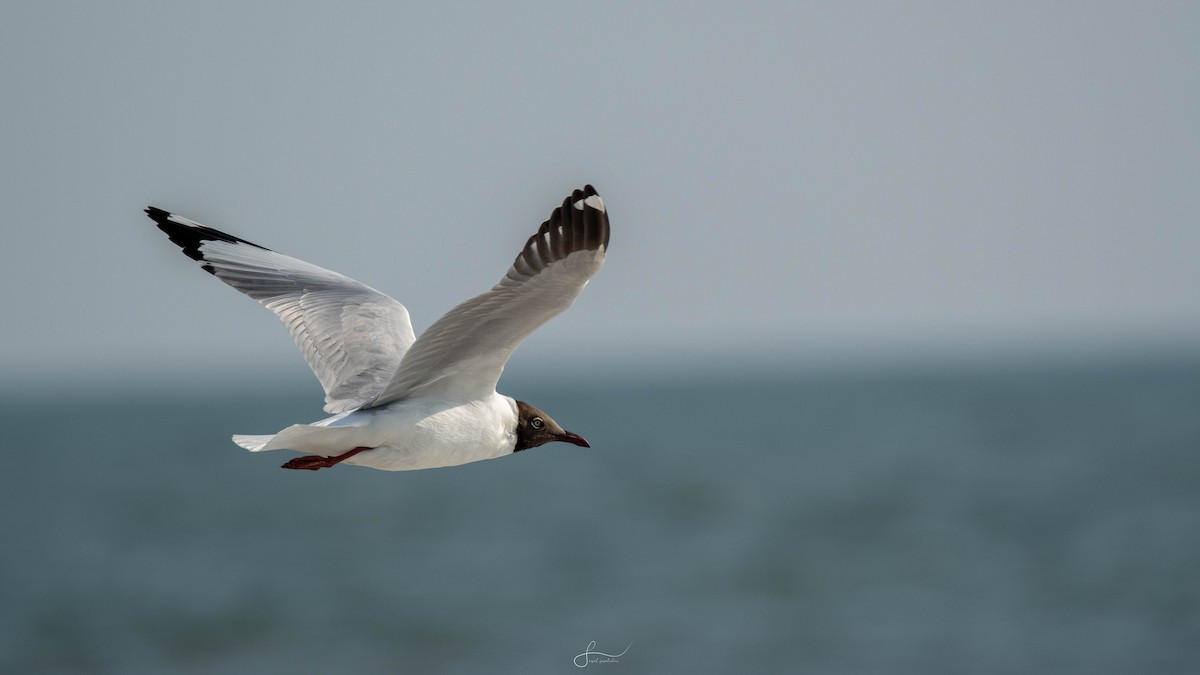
[2,2,1197,386]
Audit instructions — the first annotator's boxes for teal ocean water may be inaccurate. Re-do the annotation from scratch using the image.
[2,358,1199,673]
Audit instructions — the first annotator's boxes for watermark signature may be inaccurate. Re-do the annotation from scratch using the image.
[574,640,632,668]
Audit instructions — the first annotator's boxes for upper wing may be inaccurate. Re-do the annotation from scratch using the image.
[147,208,416,413]
[368,185,609,406]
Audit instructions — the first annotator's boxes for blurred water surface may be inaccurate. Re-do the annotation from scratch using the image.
[2,358,1198,673]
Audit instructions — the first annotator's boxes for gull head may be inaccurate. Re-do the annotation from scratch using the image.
[513,400,590,451]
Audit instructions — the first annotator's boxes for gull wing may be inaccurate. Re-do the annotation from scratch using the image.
[368,185,609,406]
[147,208,416,413]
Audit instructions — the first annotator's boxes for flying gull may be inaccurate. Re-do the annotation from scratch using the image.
[146,185,609,471]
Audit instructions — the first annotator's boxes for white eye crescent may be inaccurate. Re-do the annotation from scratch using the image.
[531,418,544,429]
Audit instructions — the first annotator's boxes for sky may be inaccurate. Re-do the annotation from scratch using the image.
[2,1,1197,388]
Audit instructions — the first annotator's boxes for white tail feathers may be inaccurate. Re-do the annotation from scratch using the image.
[231,423,373,455]
[232,434,273,452]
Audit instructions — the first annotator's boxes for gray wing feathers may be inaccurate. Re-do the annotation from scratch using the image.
[147,208,416,413]
[368,185,608,406]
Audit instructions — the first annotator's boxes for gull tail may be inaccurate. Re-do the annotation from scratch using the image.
[233,434,274,452]
[231,419,372,456]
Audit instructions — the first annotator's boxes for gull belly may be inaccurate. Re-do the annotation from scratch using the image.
[341,394,520,471]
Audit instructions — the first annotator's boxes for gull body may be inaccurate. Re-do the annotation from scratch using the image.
[147,186,609,472]
[238,394,520,472]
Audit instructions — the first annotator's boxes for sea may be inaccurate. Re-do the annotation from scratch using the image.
[2,356,1198,673]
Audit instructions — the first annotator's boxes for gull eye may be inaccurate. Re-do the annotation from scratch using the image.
[530,417,544,429]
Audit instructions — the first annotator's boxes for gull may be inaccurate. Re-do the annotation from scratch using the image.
[146,185,609,472]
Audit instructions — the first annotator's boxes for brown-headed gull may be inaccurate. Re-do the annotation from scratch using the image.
[146,185,609,472]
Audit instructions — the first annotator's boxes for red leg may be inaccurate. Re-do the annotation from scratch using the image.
[281,446,373,471]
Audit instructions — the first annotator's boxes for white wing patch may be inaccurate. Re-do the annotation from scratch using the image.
[574,194,605,212]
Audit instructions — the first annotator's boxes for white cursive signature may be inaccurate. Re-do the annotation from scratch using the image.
[574,641,632,668]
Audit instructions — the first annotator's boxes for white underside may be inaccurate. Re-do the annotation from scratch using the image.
[233,394,520,471]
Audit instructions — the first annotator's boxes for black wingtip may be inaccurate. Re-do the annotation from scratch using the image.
[146,206,270,272]
[571,184,609,251]
[145,206,170,222]
[525,186,603,256]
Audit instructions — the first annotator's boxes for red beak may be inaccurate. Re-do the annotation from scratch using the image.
[560,431,590,448]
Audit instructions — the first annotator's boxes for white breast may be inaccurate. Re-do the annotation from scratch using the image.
[341,394,519,471]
